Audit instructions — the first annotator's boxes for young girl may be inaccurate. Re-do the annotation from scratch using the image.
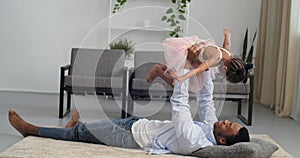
[146,29,253,92]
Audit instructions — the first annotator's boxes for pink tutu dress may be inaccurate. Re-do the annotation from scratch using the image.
[163,36,229,92]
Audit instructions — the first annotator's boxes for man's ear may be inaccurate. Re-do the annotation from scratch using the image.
[217,136,227,145]
[224,66,228,71]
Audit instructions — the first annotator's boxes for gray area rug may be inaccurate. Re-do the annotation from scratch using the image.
[0,134,292,158]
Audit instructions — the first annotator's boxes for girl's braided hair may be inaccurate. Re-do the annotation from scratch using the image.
[226,58,253,83]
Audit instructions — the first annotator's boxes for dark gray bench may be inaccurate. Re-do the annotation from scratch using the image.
[59,48,127,118]
[127,51,253,125]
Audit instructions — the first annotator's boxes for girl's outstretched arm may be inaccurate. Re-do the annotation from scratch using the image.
[223,29,231,51]
[169,62,209,84]
[222,29,234,59]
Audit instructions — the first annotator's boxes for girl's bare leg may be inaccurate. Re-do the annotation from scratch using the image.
[146,64,174,86]
[8,109,39,137]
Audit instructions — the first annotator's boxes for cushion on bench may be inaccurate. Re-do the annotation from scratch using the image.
[65,76,123,89]
[131,77,250,96]
[214,81,250,94]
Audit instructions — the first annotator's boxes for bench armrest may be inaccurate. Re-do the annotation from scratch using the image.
[61,64,71,71]
[60,64,71,76]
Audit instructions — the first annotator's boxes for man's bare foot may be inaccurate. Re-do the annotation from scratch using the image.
[65,110,80,128]
[146,64,161,83]
[8,109,38,137]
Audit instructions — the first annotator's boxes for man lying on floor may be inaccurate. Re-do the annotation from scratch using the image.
[8,69,250,155]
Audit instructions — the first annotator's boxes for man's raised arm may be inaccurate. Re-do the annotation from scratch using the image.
[196,70,217,124]
[170,70,213,154]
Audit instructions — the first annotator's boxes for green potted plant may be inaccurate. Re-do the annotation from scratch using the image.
[112,0,192,37]
[109,38,135,60]
[241,28,257,82]
[161,0,191,37]
[112,0,127,14]
[242,28,257,64]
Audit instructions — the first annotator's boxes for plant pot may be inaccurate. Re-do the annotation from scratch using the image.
[126,53,134,60]
[125,51,134,67]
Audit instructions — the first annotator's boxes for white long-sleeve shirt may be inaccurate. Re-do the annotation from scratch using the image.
[131,69,217,155]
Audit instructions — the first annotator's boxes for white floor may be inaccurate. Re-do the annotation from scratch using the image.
[0,91,299,157]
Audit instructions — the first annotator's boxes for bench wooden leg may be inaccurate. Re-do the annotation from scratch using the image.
[59,66,71,118]
[67,92,71,110]
[121,68,128,118]
[237,100,242,115]
[59,90,64,118]
[237,99,252,126]
[59,91,71,119]
[237,75,254,126]
[127,94,133,118]
[121,93,127,118]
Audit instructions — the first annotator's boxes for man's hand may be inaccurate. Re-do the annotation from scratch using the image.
[168,70,184,84]
[188,42,205,56]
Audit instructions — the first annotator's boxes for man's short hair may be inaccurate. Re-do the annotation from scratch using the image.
[225,127,250,146]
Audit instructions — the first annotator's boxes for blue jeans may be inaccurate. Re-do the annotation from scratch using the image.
[38,116,140,149]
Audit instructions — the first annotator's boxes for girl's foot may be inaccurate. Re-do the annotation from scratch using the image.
[8,109,38,137]
[65,110,80,128]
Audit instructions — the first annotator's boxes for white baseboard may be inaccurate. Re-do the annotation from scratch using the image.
[0,88,59,94]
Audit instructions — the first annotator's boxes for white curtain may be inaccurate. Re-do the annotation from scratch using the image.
[292,45,300,121]
[254,0,299,117]
[292,0,300,121]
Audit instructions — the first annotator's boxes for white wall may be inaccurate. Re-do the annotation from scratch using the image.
[189,0,261,57]
[0,0,110,93]
[0,0,261,93]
